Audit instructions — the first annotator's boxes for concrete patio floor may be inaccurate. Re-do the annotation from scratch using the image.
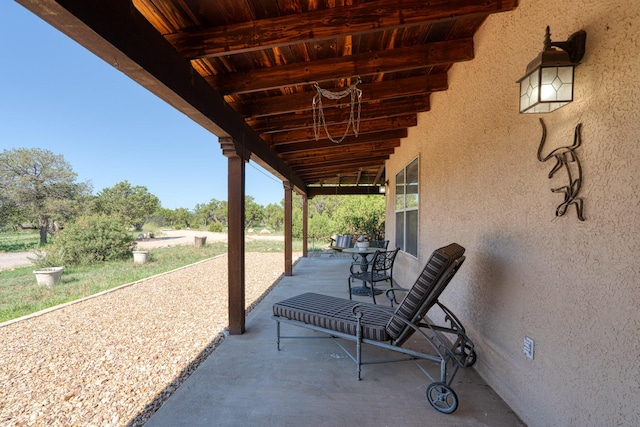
[144,255,525,427]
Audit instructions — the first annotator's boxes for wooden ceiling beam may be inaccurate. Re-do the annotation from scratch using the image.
[373,166,386,187]
[208,38,473,95]
[264,115,416,145]
[296,167,386,181]
[307,186,385,197]
[293,155,392,173]
[164,0,517,59]
[298,169,382,183]
[232,74,446,118]
[249,96,429,133]
[281,141,401,161]
[291,162,382,175]
[287,150,395,167]
[275,129,407,154]
[297,164,384,180]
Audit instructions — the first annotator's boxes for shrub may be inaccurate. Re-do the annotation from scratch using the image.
[30,246,66,269]
[208,222,224,232]
[44,214,134,266]
[308,214,336,241]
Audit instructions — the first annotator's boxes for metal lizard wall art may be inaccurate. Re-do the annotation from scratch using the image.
[537,118,585,221]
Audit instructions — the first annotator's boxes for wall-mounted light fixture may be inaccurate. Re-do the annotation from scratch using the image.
[517,27,587,114]
[379,179,389,194]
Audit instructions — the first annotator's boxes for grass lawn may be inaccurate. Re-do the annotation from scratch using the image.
[0,239,308,323]
[0,231,40,252]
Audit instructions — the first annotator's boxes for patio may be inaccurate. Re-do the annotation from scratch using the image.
[144,255,524,427]
[13,1,640,424]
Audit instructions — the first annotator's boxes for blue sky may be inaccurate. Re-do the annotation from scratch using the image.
[0,2,285,210]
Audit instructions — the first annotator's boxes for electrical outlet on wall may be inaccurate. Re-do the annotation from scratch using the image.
[524,336,535,360]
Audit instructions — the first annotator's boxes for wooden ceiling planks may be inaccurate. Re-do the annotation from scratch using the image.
[130,0,518,194]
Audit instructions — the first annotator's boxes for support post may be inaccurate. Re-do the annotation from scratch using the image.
[220,137,246,335]
[302,195,308,257]
[284,181,293,276]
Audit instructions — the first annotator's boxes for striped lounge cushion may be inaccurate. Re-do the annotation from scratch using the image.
[385,243,465,340]
[273,292,393,341]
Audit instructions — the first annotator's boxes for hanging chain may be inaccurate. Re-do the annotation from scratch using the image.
[312,78,362,143]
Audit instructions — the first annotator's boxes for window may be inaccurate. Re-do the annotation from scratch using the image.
[395,157,419,257]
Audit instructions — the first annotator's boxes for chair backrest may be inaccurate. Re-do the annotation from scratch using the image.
[371,247,400,275]
[385,243,465,342]
[370,239,389,249]
[335,234,352,248]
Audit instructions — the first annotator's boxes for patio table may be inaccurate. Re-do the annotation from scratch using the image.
[343,247,385,297]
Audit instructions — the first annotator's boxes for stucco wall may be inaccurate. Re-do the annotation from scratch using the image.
[386,0,640,425]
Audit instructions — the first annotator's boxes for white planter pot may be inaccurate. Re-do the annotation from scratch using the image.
[356,241,370,249]
[33,267,64,287]
[133,251,149,264]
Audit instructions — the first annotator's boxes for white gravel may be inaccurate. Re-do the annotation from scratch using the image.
[0,251,300,426]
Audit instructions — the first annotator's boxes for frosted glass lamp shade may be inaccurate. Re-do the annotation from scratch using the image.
[518,65,574,114]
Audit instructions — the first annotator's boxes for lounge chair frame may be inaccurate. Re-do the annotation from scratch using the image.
[272,244,475,414]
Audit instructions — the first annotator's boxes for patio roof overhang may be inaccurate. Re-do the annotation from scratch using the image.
[17,0,518,197]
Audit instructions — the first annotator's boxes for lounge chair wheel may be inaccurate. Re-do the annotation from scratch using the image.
[426,382,458,414]
[457,342,477,367]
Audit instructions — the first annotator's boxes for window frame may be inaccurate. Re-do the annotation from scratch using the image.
[394,156,419,257]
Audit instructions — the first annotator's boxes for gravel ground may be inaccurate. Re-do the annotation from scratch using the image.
[0,251,300,426]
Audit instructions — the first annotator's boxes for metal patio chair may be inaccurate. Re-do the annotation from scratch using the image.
[370,239,389,249]
[348,247,400,304]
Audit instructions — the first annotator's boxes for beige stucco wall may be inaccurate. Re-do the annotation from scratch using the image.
[386,0,640,425]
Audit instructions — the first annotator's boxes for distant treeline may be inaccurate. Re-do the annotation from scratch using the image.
[1,148,385,244]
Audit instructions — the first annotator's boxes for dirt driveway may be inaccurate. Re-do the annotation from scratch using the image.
[0,230,283,271]
[0,252,36,271]
[134,229,283,249]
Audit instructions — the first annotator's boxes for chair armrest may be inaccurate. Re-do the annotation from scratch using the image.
[436,301,467,334]
[350,303,452,363]
[385,286,409,307]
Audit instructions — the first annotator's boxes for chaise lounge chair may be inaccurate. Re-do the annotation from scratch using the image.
[272,243,476,414]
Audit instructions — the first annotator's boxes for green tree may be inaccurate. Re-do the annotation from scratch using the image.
[94,180,160,230]
[0,200,22,231]
[0,148,92,244]
[334,195,386,239]
[173,207,193,228]
[148,207,174,227]
[291,200,304,238]
[263,202,284,231]
[289,194,386,243]
[245,196,264,229]
[308,213,335,241]
[193,199,227,228]
[150,207,193,229]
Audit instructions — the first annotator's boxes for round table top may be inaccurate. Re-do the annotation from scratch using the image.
[342,247,382,254]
